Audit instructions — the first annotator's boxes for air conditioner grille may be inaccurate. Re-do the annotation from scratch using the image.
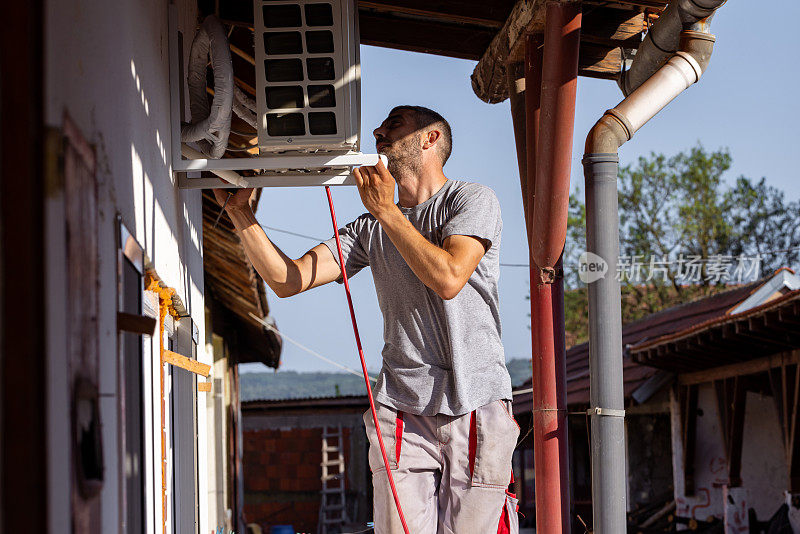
[254,0,359,153]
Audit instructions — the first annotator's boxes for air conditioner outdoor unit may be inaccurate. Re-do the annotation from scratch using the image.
[169,1,381,189]
[254,0,360,153]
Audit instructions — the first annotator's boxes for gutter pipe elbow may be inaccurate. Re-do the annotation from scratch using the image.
[680,30,716,73]
[588,19,717,159]
[585,112,631,155]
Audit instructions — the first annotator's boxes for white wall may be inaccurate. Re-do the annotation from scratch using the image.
[44,0,210,532]
[673,384,728,522]
[740,391,788,520]
[671,383,789,526]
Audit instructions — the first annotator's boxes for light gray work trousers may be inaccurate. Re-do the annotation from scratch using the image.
[363,400,520,534]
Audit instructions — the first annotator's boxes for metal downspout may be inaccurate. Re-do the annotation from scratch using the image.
[582,4,721,531]
[582,149,626,534]
[524,34,542,245]
[508,34,544,525]
[533,2,581,532]
[506,59,531,239]
[620,0,725,95]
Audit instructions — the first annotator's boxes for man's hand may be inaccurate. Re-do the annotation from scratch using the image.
[210,185,342,298]
[212,187,254,214]
[352,164,486,300]
[353,160,398,220]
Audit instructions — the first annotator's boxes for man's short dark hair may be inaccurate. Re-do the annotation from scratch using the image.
[391,105,452,166]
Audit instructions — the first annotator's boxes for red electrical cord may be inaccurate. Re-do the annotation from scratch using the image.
[325,186,411,534]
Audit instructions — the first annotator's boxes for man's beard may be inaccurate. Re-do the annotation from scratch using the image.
[381,136,423,178]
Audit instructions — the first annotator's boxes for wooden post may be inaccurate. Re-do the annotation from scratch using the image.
[681,385,699,496]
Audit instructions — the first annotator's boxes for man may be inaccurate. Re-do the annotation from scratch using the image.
[214,106,519,533]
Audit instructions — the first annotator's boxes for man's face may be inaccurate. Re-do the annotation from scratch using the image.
[373,109,423,175]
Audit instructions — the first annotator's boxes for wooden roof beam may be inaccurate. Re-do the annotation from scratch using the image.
[580,6,644,48]
[735,319,798,351]
[680,351,800,386]
[360,12,496,60]
[471,0,548,103]
[358,0,512,29]
[471,1,651,102]
[676,337,726,367]
[596,0,667,8]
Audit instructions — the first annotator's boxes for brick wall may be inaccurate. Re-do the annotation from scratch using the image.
[243,426,353,533]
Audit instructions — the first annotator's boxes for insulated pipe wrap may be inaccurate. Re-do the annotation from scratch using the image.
[181,15,233,159]
[232,85,258,130]
[180,145,249,187]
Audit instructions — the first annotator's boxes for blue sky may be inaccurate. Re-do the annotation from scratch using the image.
[241,0,800,375]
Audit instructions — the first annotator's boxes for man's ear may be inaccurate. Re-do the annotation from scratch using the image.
[422,129,441,150]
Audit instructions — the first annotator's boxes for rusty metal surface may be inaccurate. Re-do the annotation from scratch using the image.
[631,290,800,370]
[530,261,571,533]
[524,34,543,242]
[531,3,582,272]
[526,4,582,531]
[506,61,529,235]
[514,280,765,408]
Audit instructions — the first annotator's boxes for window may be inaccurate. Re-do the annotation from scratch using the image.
[118,218,146,534]
[170,320,201,533]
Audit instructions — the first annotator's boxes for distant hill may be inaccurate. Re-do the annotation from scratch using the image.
[240,370,368,401]
[506,358,532,387]
[240,358,533,402]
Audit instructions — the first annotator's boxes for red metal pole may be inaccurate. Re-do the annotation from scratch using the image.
[506,61,529,236]
[533,1,582,274]
[529,2,581,533]
[530,273,568,533]
[524,34,542,242]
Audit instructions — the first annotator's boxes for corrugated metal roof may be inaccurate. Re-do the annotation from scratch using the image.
[630,289,800,371]
[242,394,369,411]
[515,279,764,409]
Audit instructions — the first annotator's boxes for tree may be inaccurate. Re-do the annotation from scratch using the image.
[559,144,800,346]
[725,176,800,274]
[564,188,586,289]
[614,145,735,308]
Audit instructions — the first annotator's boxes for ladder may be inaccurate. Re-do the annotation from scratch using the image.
[318,425,348,534]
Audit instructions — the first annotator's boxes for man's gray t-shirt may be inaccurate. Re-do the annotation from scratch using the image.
[323,179,512,416]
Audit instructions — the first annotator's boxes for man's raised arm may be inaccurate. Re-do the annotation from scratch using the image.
[352,164,487,301]
[214,188,342,298]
